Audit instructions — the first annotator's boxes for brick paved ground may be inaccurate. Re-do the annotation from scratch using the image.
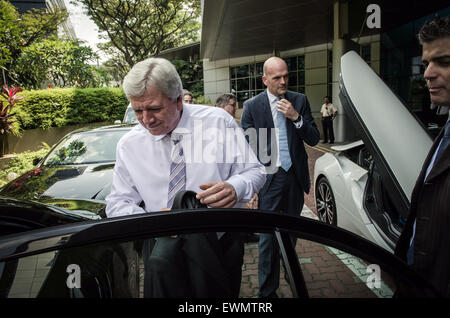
[239,239,378,298]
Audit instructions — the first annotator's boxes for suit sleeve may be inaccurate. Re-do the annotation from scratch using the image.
[240,100,255,131]
[295,95,320,146]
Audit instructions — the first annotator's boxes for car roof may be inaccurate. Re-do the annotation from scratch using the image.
[67,123,136,135]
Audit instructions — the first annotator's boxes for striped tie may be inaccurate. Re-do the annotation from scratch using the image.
[167,134,186,209]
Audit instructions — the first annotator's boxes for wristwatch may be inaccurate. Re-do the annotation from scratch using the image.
[292,114,301,123]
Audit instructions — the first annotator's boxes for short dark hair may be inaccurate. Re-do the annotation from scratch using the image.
[324,96,331,101]
[418,14,450,44]
[216,93,236,107]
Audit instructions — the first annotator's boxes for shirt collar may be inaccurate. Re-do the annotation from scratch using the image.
[267,90,279,105]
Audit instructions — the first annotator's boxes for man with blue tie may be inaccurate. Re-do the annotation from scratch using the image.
[395,15,450,297]
[241,57,320,297]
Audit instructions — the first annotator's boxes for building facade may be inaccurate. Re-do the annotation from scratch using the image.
[200,0,449,142]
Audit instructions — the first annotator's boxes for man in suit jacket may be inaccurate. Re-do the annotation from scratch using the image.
[395,15,450,297]
[241,57,320,297]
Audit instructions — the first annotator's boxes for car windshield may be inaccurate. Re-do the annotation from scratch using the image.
[123,107,138,124]
[43,130,127,166]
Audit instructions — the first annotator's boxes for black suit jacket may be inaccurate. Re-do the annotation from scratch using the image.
[395,127,450,296]
[240,90,319,193]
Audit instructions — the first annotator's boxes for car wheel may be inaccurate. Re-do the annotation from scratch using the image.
[315,177,337,226]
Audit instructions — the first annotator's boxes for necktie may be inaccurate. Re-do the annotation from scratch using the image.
[167,134,186,209]
[434,119,450,163]
[276,98,292,171]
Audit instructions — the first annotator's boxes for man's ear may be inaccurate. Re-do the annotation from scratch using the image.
[262,75,267,86]
[177,96,183,111]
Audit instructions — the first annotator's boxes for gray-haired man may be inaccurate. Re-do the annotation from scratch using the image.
[106,57,265,297]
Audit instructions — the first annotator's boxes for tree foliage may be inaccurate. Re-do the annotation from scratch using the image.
[171,59,203,97]
[0,0,68,83]
[14,39,101,89]
[74,0,201,77]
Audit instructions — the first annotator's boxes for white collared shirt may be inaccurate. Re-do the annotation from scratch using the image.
[267,91,303,168]
[106,103,266,218]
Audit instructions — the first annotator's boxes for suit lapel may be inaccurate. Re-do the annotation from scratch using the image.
[260,91,274,128]
[426,128,450,182]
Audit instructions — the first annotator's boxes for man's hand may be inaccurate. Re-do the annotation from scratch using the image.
[277,98,299,121]
[196,181,237,208]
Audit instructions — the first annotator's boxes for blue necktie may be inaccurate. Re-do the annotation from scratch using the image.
[407,119,449,265]
[276,98,292,172]
[167,135,186,208]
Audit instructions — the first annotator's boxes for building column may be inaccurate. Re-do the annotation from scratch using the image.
[331,0,357,142]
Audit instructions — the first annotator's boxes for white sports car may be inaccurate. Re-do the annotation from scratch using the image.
[314,51,434,253]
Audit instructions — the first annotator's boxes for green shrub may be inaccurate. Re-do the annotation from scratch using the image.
[14,88,128,130]
[0,144,50,187]
[194,95,213,105]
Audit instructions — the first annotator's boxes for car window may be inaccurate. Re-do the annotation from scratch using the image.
[43,131,127,166]
[0,230,416,298]
[123,107,138,124]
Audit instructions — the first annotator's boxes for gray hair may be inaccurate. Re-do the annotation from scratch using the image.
[122,57,183,100]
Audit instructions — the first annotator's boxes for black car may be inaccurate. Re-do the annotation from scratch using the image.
[0,197,140,298]
[0,124,135,203]
[0,193,440,298]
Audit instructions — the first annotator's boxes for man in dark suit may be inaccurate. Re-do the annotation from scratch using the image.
[240,57,320,297]
[395,15,450,297]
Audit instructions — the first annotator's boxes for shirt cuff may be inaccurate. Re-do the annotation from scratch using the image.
[226,176,247,202]
[293,117,303,128]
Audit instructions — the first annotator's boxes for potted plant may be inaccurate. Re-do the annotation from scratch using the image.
[0,84,22,157]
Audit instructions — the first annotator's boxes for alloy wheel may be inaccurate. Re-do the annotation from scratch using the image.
[315,177,337,226]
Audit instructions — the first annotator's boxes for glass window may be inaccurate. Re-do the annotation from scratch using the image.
[237,65,249,78]
[123,106,137,124]
[298,71,305,86]
[298,56,305,70]
[289,72,297,87]
[286,57,297,71]
[255,62,264,77]
[43,130,128,166]
[361,45,371,64]
[1,227,439,298]
[256,77,264,90]
[230,56,305,102]
[237,78,249,91]
[293,239,395,298]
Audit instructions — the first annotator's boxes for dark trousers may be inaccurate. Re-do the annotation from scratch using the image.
[258,167,304,297]
[322,117,334,143]
[142,233,244,298]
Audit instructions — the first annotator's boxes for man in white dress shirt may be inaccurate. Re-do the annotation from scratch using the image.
[106,57,265,297]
